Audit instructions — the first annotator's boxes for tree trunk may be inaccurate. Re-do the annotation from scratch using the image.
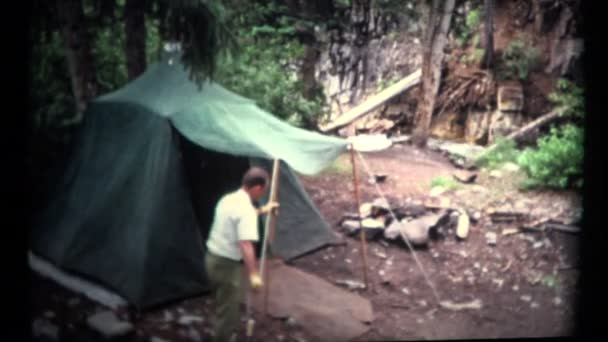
[411,0,455,148]
[481,0,494,69]
[125,0,147,80]
[57,0,99,114]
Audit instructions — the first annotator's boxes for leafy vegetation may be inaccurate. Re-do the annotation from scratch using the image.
[475,137,520,170]
[517,79,585,190]
[499,34,541,80]
[454,7,482,48]
[430,176,460,191]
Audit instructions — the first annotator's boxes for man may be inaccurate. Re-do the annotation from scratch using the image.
[205,166,279,342]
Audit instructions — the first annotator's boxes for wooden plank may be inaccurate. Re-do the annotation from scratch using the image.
[320,69,422,132]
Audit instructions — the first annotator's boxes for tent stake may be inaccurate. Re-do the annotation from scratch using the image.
[349,145,369,289]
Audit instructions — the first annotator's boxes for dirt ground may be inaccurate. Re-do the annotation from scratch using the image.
[30,143,582,341]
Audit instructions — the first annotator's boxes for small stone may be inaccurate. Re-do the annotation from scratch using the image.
[533,241,544,249]
[401,288,410,295]
[492,278,504,288]
[374,249,388,259]
[459,250,468,258]
[520,295,532,302]
[386,259,393,266]
[177,315,204,326]
[513,285,519,291]
[150,337,169,342]
[68,297,80,307]
[485,232,497,246]
[86,311,134,338]
[177,307,185,314]
[416,318,425,324]
[502,162,521,173]
[286,317,297,327]
[430,186,447,197]
[322,255,329,261]
[32,318,59,340]
[418,300,428,307]
[432,252,440,258]
[489,170,503,178]
[186,327,202,342]
[345,258,352,264]
[163,310,174,322]
[553,297,563,306]
[530,302,540,309]
[378,270,385,276]
[482,267,488,273]
[335,279,366,290]
[277,335,285,342]
[474,262,481,269]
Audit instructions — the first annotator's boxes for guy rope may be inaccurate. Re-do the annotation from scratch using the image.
[350,147,483,311]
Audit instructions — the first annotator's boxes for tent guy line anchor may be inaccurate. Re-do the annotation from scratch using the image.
[353,148,483,311]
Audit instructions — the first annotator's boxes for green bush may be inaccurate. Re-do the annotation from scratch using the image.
[548,78,585,118]
[500,35,541,80]
[430,176,460,191]
[475,136,520,169]
[517,124,584,189]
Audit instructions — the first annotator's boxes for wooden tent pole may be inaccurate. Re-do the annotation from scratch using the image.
[262,158,281,315]
[349,145,369,289]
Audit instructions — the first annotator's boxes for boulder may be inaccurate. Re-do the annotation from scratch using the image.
[86,311,133,338]
[497,84,524,112]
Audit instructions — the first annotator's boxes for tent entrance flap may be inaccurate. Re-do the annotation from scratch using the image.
[177,130,250,243]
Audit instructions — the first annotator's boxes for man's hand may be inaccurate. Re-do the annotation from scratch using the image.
[258,201,279,215]
[250,272,263,290]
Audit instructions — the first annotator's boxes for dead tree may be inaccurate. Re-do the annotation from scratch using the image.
[481,0,494,69]
[411,0,456,148]
[57,0,99,114]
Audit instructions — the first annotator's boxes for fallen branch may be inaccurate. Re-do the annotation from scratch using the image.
[319,69,422,132]
[470,109,564,166]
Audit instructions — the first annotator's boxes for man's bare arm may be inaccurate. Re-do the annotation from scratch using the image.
[239,240,258,277]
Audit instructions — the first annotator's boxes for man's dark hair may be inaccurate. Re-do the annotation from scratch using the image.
[242,167,269,188]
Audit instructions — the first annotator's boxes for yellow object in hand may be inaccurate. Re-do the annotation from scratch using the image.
[250,272,263,290]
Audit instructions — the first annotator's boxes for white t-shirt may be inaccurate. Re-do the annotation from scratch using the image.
[206,188,259,261]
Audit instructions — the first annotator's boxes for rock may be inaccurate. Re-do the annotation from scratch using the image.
[513,285,519,291]
[341,219,361,235]
[502,162,521,172]
[418,300,428,307]
[163,310,174,322]
[372,198,390,215]
[373,249,387,259]
[488,110,524,144]
[502,228,520,236]
[531,302,540,309]
[464,110,492,144]
[456,210,470,239]
[86,311,134,338]
[68,297,80,307]
[459,250,468,258]
[497,84,524,112]
[32,318,59,340]
[520,295,532,302]
[335,279,366,290]
[485,232,497,246]
[186,327,202,342]
[345,258,352,264]
[533,241,544,249]
[430,186,447,197]
[286,317,298,327]
[439,299,483,311]
[452,170,477,184]
[489,170,503,179]
[150,337,169,342]
[492,278,504,288]
[359,203,373,218]
[553,297,563,306]
[177,315,204,326]
[401,287,410,295]
[384,220,404,240]
[474,262,481,269]
[360,218,385,239]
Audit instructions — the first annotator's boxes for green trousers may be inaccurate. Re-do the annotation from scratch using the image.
[205,251,244,342]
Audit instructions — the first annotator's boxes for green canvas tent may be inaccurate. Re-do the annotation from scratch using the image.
[30,55,348,310]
